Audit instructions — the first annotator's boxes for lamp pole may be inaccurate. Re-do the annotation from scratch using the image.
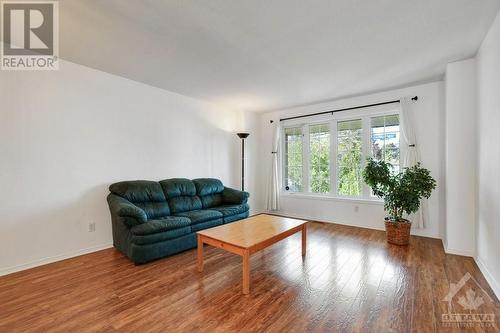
[236,133,249,191]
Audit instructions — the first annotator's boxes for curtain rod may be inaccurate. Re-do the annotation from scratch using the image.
[276,96,418,122]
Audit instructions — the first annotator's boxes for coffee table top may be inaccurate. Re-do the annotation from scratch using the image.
[197,214,308,249]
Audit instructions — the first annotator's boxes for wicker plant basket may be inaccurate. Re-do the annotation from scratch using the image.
[384,219,411,245]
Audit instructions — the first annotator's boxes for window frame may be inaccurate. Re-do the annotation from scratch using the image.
[282,126,305,193]
[280,105,401,202]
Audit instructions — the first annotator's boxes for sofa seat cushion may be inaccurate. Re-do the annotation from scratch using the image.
[191,218,223,232]
[224,211,249,224]
[130,216,191,236]
[212,204,249,217]
[175,209,223,224]
[131,226,191,245]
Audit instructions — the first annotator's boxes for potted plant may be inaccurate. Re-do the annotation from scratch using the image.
[362,158,436,245]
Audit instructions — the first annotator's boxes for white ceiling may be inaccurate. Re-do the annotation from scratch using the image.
[60,0,500,112]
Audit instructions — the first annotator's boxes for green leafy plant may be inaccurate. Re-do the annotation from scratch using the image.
[362,158,436,222]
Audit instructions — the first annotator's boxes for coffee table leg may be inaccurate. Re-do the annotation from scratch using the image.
[242,250,250,294]
[302,224,307,257]
[197,234,204,272]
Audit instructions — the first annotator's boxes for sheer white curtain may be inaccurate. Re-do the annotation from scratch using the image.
[400,97,426,228]
[266,121,280,211]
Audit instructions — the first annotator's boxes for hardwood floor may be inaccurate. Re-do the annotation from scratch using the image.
[0,222,498,332]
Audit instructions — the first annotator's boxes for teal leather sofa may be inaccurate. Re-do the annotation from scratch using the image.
[107,178,250,264]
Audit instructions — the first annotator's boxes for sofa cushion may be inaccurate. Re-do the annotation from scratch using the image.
[128,233,196,264]
[222,187,250,204]
[160,179,202,213]
[175,209,223,224]
[194,178,225,209]
[131,226,191,245]
[133,202,170,220]
[130,216,192,245]
[191,218,223,232]
[160,178,196,197]
[130,216,191,236]
[193,178,224,196]
[109,180,170,219]
[110,180,166,203]
[224,211,249,224]
[212,204,250,217]
[107,194,147,225]
[199,194,223,209]
[168,196,202,214]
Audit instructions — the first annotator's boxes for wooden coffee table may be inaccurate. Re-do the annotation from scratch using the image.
[196,214,308,294]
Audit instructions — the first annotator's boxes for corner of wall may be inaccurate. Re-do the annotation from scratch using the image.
[473,10,500,300]
[475,256,500,299]
[444,58,477,255]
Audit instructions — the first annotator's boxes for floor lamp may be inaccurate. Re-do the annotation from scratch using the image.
[236,133,249,191]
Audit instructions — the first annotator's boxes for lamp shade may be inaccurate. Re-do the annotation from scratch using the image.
[236,132,250,139]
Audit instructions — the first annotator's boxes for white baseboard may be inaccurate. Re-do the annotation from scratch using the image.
[441,239,448,252]
[443,245,475,257]
[410,229,440,239]
[0,243,113,277]
[475,256,500,300]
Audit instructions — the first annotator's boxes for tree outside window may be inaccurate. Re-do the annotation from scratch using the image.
[282,112,400,199]
[371,115,400,174]
[309,124,330,193]
[337,119,363,196]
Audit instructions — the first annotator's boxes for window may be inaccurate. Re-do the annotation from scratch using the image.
[337,119,363,196]
[282,110,401,201]
[284,127,303,192]
[309,124,330,193]
[370,115,400,174]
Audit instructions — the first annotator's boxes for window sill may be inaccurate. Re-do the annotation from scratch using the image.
[280,192,384,205]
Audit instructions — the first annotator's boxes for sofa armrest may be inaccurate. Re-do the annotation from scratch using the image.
[107,194,147,227]
[222,187,249,205]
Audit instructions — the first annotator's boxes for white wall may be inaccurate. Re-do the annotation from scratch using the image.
[257,82,446,239]
[0,59,259,275]
[476,12,500,298]
[444,59,477,256]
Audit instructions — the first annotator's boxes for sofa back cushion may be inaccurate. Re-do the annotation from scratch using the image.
[109,180,170,219]
[160,178,202,213]
[193,178,224,208]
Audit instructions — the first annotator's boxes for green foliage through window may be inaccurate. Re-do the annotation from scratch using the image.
[282,113,401,198]
[337,119,362,196]
[309,124,330,193]
[371,115,400,174]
